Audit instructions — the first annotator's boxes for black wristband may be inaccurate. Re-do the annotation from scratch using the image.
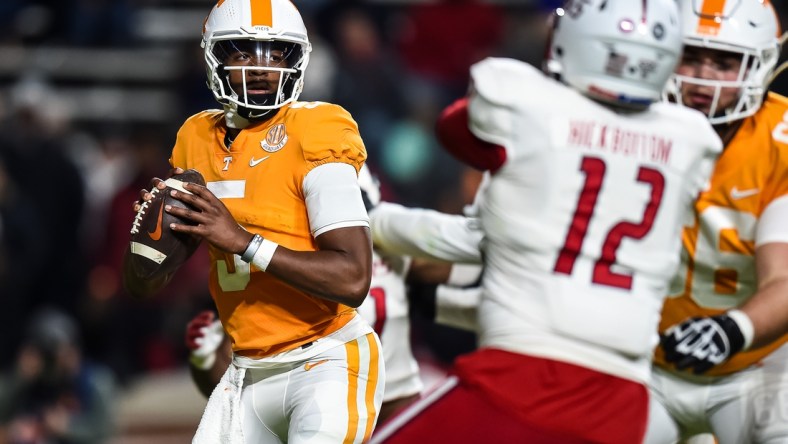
[715,314,745,355]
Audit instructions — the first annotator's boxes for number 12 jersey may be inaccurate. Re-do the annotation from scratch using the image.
[468,58,722,383]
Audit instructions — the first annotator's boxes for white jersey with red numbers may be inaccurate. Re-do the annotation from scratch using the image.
[357,251,422,402]
[469,58,723,383]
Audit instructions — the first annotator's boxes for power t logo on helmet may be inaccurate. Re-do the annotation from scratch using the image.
[202,0,312,120]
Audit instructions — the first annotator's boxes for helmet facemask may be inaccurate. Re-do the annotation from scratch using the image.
[206,38,309,121]
[663,0,784,125]
[666,42,779,125]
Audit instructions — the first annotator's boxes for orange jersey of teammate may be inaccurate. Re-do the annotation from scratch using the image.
[655,93,788,376]
[169,101,366,358]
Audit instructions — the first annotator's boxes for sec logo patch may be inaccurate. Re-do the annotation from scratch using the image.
[261,123,288,153]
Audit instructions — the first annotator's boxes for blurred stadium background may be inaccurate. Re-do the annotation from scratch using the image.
[0,0,786,442]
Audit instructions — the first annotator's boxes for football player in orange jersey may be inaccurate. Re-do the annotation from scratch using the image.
[122,0,385,442]
[180,166,425,428]
[645,1,788,443]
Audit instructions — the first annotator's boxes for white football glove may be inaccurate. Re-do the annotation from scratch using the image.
[185,311,225,370]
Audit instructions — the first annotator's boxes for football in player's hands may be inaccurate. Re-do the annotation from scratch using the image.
[127,169,206,280]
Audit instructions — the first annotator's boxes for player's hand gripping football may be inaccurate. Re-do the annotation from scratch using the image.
[660,311,751,374]
[133,167,184,212]
[164,179,253,255]
[126,168,207,284]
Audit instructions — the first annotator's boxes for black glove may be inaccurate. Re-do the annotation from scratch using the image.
[660,314,746,374]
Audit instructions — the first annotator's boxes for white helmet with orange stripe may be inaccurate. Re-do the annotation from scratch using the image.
[667,0,783,124]
[545,0,683,109]
[202,0,312,120]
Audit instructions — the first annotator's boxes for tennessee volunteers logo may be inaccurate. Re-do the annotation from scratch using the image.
[261,123,288,152]
[304,359,329,371]
[147,200,165,241]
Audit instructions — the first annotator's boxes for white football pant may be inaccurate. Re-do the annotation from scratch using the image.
[645,343,788,444]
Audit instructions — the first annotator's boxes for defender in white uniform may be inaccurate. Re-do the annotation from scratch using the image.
[371,1,723,443]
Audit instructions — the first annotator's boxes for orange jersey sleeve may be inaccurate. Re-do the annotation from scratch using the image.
[655,93,788,375]
[169,103,367,358]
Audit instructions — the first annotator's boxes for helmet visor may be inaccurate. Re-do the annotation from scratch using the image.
[212,39,303,70]
[212,39,304,111]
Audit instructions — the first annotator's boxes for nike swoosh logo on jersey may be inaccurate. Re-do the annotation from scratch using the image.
[147,200,164,241]
[304,359,329,371]
[249,155,270,167]
[730,187,760,200]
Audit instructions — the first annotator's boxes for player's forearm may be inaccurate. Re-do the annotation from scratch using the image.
[740,242,788,349]
[370,203,482,263]
[190,361,227,398]
[407,258,454,285]
[739,276,788,349]
[265,248,371,308]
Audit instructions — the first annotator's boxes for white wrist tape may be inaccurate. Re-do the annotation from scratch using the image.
[446,263,483,287]
[251,239,279,272]
[727,309,754,351]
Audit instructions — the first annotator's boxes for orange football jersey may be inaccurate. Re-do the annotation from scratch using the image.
[655,93,788,376]
[169,101,366,358]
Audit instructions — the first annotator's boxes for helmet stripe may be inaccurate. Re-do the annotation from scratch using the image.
[250,0,273,27]
[696,0,727,36]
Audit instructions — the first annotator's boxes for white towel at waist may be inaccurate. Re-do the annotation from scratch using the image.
[193,363,246,444]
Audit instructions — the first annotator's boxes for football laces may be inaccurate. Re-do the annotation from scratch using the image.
[130,187,161,235]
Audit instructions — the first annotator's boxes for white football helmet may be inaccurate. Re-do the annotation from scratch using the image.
[546,0,682,109]
[202,0,312,120]
[666,0,782,124]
